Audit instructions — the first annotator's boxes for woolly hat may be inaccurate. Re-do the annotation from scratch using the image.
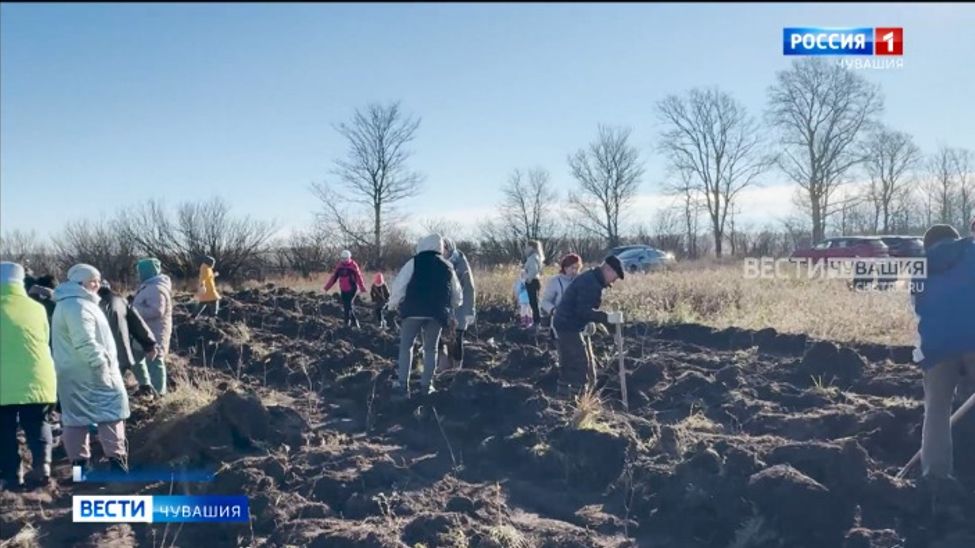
[67,263,101,284]
[137,258,162,282]
[340,250,352,261]
[0,262,25,285]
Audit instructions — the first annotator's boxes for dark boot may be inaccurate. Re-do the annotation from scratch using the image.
[134,385,159,400]
[25,462,51,490]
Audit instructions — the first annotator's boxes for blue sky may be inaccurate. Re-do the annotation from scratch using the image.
[2,3,974,239]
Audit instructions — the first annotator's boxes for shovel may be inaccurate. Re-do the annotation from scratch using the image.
[896,390,975,479]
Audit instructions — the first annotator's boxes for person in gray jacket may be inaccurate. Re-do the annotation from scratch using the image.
[388,234,462,397]
[443,238,476,367]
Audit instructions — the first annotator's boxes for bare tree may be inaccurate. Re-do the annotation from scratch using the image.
[275,226,336,278]
[54,219,138,285]
[925,146,959,225]
[119,197,277,280]
[951,148,974,229]
[0,230,59,276]
[567,125,644,247]
[657,88,773,257]
[418,217,464,239]
[662,172,705,259]
[312,102,423,268]
[767,58,883,242]
[500,168,558,242]
[862,126,922,233]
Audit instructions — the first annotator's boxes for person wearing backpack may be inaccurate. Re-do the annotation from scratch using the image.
[324,250,367,327]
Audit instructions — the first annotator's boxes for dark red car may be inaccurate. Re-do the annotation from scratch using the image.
[790,236,890,262]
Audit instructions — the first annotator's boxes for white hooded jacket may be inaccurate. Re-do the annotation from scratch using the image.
[51,282,130,426]
[388,234,462,318]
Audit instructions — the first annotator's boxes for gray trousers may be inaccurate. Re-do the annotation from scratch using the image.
[398,318,443,390]
[922,352,975,478]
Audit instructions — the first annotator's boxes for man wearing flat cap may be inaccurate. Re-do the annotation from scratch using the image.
[553,255,625,399]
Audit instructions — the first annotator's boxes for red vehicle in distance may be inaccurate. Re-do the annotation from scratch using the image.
[790,236,890,262]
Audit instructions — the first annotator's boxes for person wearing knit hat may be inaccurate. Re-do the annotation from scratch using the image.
[388,234,463,397]
[132,258,173,395]
[194,256,221,319]
[912,224,975,479]
[51,264,130,475]
[540,253,583,340]
[324,250,367,328]
[370,272,391,329]
[0,262,57,489]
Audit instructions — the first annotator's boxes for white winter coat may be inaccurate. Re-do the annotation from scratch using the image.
[51,282,130,426]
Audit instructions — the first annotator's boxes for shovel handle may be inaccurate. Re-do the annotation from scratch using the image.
[896,390,975,479]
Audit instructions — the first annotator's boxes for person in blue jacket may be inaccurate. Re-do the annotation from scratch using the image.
[913,224,975,479]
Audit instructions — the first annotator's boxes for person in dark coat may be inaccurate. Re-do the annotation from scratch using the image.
[27,275,57,323]
[97,281,158,398]
[552,256,624,398]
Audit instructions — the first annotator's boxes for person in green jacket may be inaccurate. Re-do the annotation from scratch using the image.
[0,262,57,490]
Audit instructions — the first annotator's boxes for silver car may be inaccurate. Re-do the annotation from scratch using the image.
[616,247,675,273]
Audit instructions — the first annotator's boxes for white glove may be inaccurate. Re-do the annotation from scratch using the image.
[607,311,624,325]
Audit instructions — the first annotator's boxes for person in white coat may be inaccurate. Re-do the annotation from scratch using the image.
[51,264,130,474]
[522,240,545,326]
[388,234,462,397]
[540,253,583,339]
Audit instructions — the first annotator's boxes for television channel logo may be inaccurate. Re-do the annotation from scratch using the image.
[783,27,903,56]
[73,495,249,523]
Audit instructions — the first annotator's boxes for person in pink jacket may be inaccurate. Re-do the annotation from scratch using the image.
[324,250,367,327]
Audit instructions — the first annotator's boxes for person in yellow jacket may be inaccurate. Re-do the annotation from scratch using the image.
[0,262,57,490]
[194,255,221,318]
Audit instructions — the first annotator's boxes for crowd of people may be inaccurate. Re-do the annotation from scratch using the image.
[1,221,971,492]
[0,256,214,491]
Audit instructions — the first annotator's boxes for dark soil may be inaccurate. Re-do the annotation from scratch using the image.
[2,285,972,547]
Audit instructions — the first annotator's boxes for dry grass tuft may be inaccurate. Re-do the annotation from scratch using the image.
[570,390,614,433]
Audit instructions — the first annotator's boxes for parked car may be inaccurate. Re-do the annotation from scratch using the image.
[609,244,654,256]
[789,236,890,262]
[616,246,675,273]
[878,235,923,258]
